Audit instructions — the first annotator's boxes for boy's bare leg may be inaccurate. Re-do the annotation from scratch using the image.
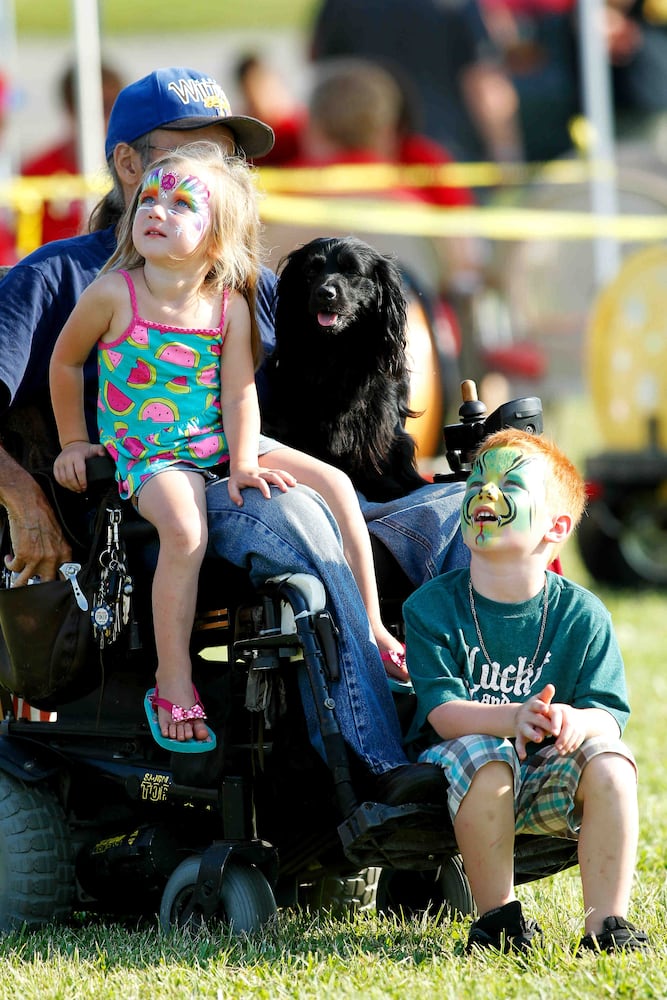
[136,469,210,742]
[453,760,516,915]
[575,753,639,935]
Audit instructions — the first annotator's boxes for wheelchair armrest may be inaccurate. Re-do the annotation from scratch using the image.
[85,454,116,485]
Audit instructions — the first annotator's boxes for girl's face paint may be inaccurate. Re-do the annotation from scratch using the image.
[134,167,211,256]
[461,446,548,550]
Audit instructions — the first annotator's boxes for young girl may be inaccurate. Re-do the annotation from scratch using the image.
[50,142,407,753]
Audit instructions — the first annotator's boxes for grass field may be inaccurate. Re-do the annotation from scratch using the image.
[0,397,664,997]
[13,0,318,35]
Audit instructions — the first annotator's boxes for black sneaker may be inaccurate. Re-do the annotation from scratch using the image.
[578,916,649,954]
[466,900,542,954]
[368,763,447,807]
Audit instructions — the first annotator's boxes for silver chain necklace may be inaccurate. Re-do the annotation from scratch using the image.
[468,575,549,670]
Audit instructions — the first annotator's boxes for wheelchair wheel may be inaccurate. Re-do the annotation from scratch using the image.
[159,855,277,934]
[578,492,667,587]
[298,867,381,914]
[376,856,475,921]
[0,771,74,931]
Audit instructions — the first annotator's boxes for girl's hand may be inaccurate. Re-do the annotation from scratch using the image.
[53,441,107,492]
[227,465,298,506]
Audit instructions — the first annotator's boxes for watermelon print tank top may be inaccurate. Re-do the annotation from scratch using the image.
[97,269,229,499]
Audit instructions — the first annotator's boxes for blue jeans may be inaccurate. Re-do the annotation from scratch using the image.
[204,480,408,774]
[360,480,469,586]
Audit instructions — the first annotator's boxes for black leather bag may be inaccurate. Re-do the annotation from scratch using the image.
[0,478,119,709]
[0,574,94,706]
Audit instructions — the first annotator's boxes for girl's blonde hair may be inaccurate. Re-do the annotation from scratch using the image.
[103,141,264,367]
[474,428,587,530]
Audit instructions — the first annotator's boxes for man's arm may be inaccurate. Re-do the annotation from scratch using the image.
[0,444,71,584]
[0,233,116,585]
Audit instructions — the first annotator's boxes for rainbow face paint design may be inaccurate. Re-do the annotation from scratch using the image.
[136,168,211,246]
[461,446,547,548]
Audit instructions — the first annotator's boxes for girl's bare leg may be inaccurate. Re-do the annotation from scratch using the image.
[135,469,210,741]
[260,447,407,677]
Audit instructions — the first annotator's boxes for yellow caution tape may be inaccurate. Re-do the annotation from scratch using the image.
[259,193,667,242]
[2,165,667,254]
[257,159,618,192]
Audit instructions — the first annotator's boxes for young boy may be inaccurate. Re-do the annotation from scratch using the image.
[403,429,648,954]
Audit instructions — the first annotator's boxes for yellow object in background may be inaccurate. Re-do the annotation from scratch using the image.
[587,245,667,451]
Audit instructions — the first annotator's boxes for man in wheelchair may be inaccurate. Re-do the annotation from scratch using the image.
[0,69,464,815]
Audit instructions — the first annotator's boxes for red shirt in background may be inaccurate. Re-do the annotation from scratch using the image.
[22,138,83,245]
[284,138,476,207]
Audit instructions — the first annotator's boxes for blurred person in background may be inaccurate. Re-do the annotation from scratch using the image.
[234,53,306,165]
[291,56,477,208]
[283,57,485,412]
[311,0,523,165]
[479,0,580,162]
[604,0,667,140]
[21,61,124,245]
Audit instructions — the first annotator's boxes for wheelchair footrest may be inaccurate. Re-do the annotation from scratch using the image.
[234,632,302,655]
[338,800,457,870]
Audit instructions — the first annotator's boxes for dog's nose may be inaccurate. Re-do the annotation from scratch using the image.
[319,283,337,302]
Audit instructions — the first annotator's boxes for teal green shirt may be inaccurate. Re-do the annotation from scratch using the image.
[403,568,629,749]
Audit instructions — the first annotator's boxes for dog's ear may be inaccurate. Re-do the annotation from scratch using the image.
[374,255,409,376]
[274,246,309,345]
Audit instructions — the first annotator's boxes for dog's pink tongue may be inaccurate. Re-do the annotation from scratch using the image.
[317,312,338,327]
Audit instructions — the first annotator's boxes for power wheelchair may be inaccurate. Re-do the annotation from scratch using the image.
[0,384,578,933]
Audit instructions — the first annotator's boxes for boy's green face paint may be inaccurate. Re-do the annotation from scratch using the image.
[461,446,547,548]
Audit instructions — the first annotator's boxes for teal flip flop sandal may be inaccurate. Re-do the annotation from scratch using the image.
[144,686,217,754]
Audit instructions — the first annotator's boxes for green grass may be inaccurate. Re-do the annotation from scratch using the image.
[14,0,319,35]
[0,395,665,996]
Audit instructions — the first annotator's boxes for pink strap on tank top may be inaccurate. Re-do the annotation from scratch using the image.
[117,268,228,332]
[117,268,139,319]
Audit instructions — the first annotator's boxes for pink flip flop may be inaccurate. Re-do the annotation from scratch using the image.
[380,645,407,671]
[144,685,216,753]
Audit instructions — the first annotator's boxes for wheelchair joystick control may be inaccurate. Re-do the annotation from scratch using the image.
[440,379,543,481]
[458,379,487,425]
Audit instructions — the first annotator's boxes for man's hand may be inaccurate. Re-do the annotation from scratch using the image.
[4,476,72,584]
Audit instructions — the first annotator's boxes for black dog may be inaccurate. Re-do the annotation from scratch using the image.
[261,236,429,502]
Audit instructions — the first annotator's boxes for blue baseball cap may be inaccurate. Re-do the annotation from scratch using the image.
[104,66,275,160]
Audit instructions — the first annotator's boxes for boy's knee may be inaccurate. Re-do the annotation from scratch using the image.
[469,758,515,795]
[579,749,637,794]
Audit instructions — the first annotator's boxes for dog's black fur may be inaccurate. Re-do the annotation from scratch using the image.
[261,236,429,501]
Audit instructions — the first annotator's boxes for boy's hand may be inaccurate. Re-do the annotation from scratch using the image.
[545,701,587,756]
[227,465,297,506]
[515,683,556,760]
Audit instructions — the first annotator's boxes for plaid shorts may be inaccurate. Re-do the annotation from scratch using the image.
[419,734,637,838]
